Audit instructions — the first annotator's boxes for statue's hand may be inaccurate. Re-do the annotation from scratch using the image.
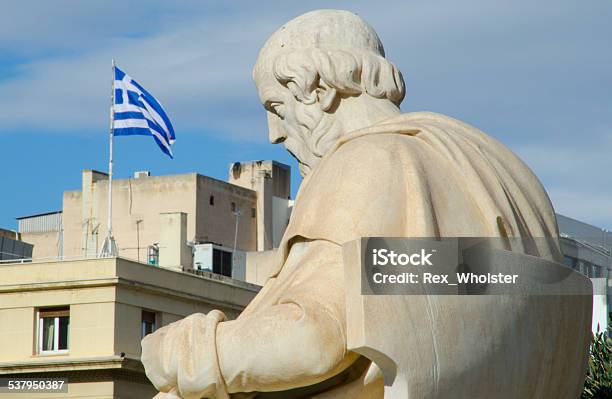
[141,311,229,399]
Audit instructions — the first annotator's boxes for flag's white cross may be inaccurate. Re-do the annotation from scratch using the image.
[115,75,173,140]
[112,69,175,157]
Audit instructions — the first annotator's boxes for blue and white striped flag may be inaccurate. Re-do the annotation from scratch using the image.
[113,66,176,158]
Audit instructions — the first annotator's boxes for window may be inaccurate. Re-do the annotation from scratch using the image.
[209,195,215,206]
[38,307,69,354]
[231,202,237,212]
[142,310,157,338]
[251,208,256,218]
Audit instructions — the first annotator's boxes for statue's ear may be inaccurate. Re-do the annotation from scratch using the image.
[315,80,337,112]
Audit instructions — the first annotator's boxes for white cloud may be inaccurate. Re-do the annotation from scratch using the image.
[0,1,609,141]
[0,7,277,140]
[0,0,609,226]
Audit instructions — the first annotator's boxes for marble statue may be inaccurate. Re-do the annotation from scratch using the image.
[141,9,592,399]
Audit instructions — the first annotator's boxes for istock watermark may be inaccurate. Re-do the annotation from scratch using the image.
[359,237,595,296]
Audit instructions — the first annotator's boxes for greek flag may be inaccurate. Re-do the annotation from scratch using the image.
[113,66,176,158]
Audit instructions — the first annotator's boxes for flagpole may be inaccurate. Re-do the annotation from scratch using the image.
[100,59,118,257]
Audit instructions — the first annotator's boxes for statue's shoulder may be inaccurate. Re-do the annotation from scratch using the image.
[398,111,502,146]
[321,131,414,177]
[398,111,467,123]
[323,112,451,166]
[316,110,505,184]
[310,120,430,187]
[332,111,476,152]
[395,111,489,135]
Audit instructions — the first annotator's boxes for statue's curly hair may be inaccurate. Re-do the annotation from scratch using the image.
[270,47,405,107]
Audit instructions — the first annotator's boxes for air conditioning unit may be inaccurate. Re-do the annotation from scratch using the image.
[192,243,246,280]
[134,171,151,179]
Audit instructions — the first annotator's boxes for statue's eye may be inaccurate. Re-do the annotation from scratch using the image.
[268,102,284,118]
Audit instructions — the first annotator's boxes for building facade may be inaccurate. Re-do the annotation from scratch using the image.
[0,161,288,398]
[228,160,293,250]
[557,214,611,332]
[18,160,292,275]
[0,257,259,398]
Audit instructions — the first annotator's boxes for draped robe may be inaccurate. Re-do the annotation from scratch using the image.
[141,111,562,399]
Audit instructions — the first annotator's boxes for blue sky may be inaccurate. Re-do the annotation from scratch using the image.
[0,1,610,230]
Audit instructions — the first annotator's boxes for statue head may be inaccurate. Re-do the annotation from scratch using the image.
[253,10,405,176]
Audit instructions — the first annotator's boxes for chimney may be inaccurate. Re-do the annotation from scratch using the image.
[158,212,191,271]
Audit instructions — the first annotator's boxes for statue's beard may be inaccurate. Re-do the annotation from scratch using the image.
[287,106,339,177]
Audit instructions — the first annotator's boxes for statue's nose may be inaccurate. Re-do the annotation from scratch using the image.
[268,113,286,144]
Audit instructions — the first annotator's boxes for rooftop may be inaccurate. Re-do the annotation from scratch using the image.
[16,210,62,220]
[0,256,260,309]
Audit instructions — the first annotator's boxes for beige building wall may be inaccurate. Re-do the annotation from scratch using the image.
[0,307,36,360]
[195,174,257,250]
[80,170,108,257]
[19,163,289,269]
[62,190,83,259]
[56,171,258,266]
[245,249,277,286]
[19,231,61,260]
[0,257,258,398]
[76,172,198,262]
[158,212,191,270]
[229,160,291,251]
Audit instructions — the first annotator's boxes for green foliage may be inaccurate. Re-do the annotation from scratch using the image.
[582,323,612,399]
